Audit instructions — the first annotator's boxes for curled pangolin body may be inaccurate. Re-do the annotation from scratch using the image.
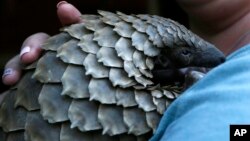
[0,11,223,141]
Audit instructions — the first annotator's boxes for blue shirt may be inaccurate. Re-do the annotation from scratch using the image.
[150,44,250,141]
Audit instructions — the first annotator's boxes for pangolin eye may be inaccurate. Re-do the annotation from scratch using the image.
[181,49,191,56]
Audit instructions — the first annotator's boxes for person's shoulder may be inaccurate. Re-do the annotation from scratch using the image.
[227,44,250,60]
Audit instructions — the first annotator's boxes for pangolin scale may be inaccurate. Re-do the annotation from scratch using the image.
[0,11,224,141]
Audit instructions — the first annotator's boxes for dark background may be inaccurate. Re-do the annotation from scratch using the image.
[0,0,188,93]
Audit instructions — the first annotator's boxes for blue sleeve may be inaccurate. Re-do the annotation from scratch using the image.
[150,44,250,141]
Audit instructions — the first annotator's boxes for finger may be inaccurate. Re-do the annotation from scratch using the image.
[20,32,50,64]
[3,32,49,85]
[2,55,22,85]
[57,1,82,26]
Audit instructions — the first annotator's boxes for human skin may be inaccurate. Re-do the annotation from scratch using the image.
[2,0,250,85]
[176,0,250,55]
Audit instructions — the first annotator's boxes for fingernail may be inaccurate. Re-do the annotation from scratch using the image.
[57,1,68,8]
[2,68,13,78]
[20,46,31,57]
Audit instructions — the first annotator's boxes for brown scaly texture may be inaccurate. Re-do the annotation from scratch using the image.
[0,11,224,141]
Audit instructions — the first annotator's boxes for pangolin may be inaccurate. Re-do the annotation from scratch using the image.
[0,11,225,141]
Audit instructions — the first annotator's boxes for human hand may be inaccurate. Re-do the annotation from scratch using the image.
[2,1,82,85]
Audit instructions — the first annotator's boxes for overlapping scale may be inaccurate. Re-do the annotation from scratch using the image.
[98,105,128,136]
[96,47,123,68]
[84,19,106,31]
[88,79,117,104]
[132,50,147,70]
[38,84,71,123]
[68,100,101,131]
[61,65,90,98]
[25,112,61,141]
[131,31,147,51]
[61,123,120,141]
[146,111,161,133]
[139,68,153,78]
[147,26,165,47]
[143,40,160,57]
[32,51,67,83]
[115,88,137,107]
[57,39,87,65]
[132,18,148,32]
[115,38,135,61]
[134,76,154,87]
[123,108,151,136]
[98,10,121,26]
[0,90,27,132]
[83,54,109,78]
[80,14,100,20]
[60,123,94,141]
[117,11,137,23]
[42,33,72,51]
[145,57,154,70]
[109,68,135,88]
[124,61,142,78]
[162,89,176,100]
[15,71,42,111]
[61,23,91,39]
[78,34,100,54]
[114,21,134,38]
[93,26,120,47]
[152,97,167,114]
[134,90,156,112]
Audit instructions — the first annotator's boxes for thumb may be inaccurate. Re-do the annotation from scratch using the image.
[57,1,83,26]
